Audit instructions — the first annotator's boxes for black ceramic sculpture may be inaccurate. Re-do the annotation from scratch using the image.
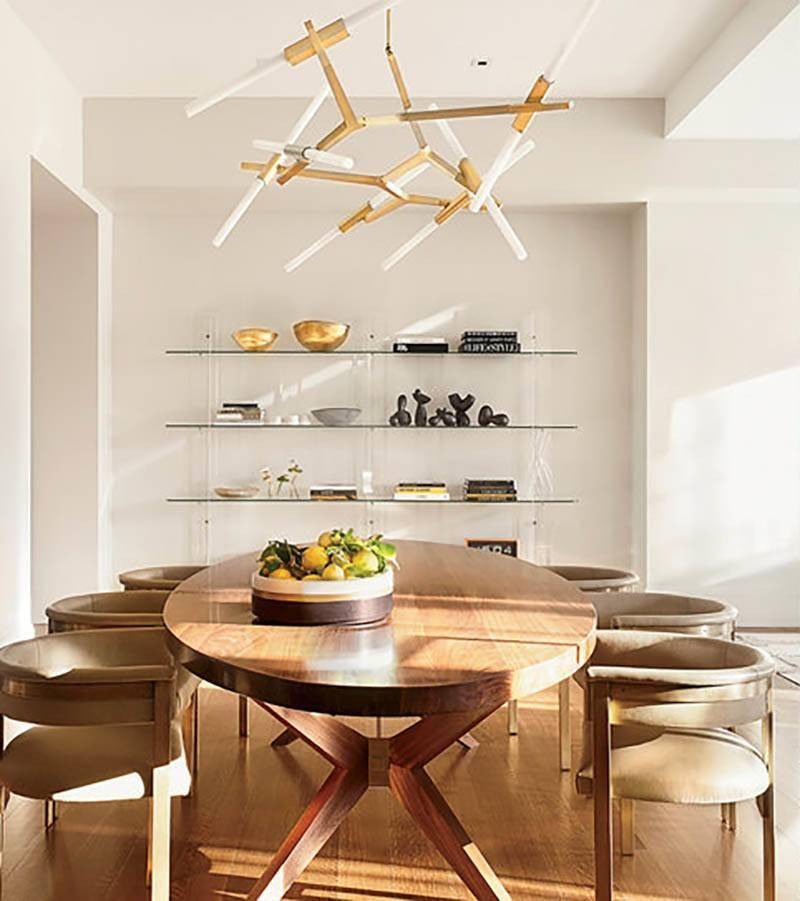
[478,404,510,427]
[429,407,457,427]
[389,394,412,427]
[412,388,431,427]
[448,392,475,427]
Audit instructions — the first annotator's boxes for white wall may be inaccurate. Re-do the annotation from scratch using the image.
[647,201,800,626]
[109,208,634,580]
[0,1,111,640]
[31,164,100,623]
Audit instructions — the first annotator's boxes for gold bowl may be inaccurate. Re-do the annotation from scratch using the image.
[232,328,279,352]
[292,320,350,352]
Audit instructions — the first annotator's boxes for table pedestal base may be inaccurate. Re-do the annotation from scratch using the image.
[249,702,508,901]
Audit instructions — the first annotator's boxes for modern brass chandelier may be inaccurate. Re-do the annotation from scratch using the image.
[186,0,601,271]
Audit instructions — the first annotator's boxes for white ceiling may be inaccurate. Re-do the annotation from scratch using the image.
[9,0,749,99]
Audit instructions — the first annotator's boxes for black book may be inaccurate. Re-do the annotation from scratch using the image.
[466,479,516,486]
[393,342,449,353]
[462,330,518,339]
[459,342,520,354]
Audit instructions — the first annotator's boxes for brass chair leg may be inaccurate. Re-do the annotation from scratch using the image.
[507,700,519,735]
[43,799,57,831]
[146,797,153,887]
[238,695,250,738]
[761,787,775,901]
[150,766,171,901]
[620,798,635,856]
[721,801,737,831]
[558,679,571,772]
[592,684,613,901]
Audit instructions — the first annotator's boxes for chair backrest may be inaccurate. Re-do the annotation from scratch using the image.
[545,564,639,592]
[118,564,206,591]
[0,628,177,728]
[47,591,170,631]
[588,631,775,731]
[592,591,737,635]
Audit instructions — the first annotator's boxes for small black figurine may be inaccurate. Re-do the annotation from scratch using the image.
[412,388,431,427]
[448,392,475,427]
[389,394,412,427]
[478,404,510,427]
[429,407,457,427]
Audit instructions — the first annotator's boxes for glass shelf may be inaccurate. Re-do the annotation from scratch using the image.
[165,349,577,357]
[165,422,578,431]
[166,497,578,505]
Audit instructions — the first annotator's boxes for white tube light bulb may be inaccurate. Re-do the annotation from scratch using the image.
[252,141,354,171]
[382,180,410,201]
[382,220,439,271]
[508,139,535,169]
[546,0,602,82]
[284,227,342,273]
[486,201,527,261]
[428,104,468,160]
[468,130,523,213]
[212,178,266,247]
[367,162,429,209]
[186,0,410,117]
[344,0,407,32]
[286,85,330,143]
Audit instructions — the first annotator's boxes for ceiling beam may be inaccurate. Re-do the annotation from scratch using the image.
[664,0,799,138]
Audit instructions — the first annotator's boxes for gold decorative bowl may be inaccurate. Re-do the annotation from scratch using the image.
[232,328,279,352]
[292,320,350,352]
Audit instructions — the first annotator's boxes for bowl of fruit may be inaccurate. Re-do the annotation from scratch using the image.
[251,528,397,626]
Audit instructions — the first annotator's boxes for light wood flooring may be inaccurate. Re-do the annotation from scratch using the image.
[1,678,797,900]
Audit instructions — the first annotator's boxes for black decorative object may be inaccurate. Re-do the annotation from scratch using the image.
[389,394,412,427]
[478,404,509,427]
[448,393,475,427]
[429,407,457,427]
[412,388,431,427]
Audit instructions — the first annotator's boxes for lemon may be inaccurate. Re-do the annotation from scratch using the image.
[302,545,329,572]
[270,568,294,580]
[352,549,380,575]
[322,563,345,581]
[318,531,334,548]
[302,574,322,581]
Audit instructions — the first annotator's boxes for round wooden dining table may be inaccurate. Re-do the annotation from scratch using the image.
[164,540,596,900]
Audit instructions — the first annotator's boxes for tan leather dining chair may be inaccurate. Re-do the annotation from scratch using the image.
[509,565,639,771]
[117,564,251,739]
[578,630,775,901]
[0,628,198,900]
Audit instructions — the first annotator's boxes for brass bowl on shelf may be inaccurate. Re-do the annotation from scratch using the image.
[232,328,279,352]
[292,320,350,352]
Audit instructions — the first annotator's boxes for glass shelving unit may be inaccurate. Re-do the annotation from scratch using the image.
[166,317,579,563]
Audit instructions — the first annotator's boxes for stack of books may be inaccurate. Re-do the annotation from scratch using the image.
[458,330,520,354]
[393,481,450,501]
[215,402,263,423]
[310,484,358,501]
[464,479,517,502]
[393,335,449,353]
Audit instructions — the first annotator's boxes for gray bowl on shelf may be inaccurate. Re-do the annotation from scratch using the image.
[311,407,362,427]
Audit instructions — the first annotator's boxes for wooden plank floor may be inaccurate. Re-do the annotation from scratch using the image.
[1,678,797,900]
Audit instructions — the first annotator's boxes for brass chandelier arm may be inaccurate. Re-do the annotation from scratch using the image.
[284,18,350,66]
[304,20,358,127]
[276,120,361,185]
[384,11,427,150]
[362,100,571,127]
[513,74,553,132]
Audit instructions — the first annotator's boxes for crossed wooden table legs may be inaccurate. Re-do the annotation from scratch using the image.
[247,701,509,901]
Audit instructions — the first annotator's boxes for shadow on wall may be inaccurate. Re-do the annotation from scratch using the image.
[651,365,800,625]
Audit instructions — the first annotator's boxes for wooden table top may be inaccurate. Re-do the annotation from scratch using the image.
[164,540,596,717]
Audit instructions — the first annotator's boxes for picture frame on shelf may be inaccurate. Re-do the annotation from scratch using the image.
[465,539,518,558]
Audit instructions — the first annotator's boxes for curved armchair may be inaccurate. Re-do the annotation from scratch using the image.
[580,630,775,901]
[0,628,199,900]
[118,565,206,592]
[519,565,638,771]
[47,591,170,632]
[595,591,737,636]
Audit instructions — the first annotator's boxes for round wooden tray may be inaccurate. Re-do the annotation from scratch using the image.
[250,569,394,626]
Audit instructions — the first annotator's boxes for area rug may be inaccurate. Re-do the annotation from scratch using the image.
[737,631,800,687]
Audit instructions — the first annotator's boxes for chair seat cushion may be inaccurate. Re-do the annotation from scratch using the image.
[0,722,191,802]
[579,728,768,804]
